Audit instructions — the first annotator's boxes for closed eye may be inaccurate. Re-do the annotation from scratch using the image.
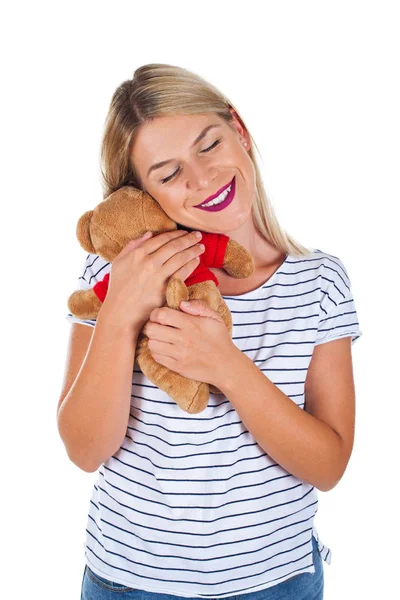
[201,139,221,154]
[160,139,221,184]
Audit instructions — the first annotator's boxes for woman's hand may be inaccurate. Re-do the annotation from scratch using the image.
[99,230,205,332]
[142,299,238,387]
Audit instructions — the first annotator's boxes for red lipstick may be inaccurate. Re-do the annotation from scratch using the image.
[194,177,236,212]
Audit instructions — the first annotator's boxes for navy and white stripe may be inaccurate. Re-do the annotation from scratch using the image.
[66,248,362,597]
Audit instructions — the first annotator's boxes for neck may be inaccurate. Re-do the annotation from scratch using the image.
[223,218,285,269]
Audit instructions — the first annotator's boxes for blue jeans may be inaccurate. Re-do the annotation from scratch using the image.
[80,535,324,599]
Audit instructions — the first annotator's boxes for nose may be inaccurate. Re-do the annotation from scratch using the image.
[186,161,217,190]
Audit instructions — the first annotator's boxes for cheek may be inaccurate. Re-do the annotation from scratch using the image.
[234,147,256,188]
[225,145,251,175]
[158,196,189,224]
[246,158,256,189]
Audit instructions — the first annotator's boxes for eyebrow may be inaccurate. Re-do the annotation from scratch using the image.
[146,124,222,178]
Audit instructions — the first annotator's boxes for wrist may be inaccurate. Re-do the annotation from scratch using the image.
[212,344,245,392]
[97,301,143,339]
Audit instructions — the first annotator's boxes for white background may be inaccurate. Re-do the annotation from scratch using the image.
[2,1,398,597]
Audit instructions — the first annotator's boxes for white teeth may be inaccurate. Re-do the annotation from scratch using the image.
[201,184,231,208]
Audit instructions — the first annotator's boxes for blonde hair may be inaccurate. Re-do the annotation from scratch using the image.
[100,63,313,257]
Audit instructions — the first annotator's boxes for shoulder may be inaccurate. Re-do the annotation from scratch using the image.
[311,248,352,293]
[290,248,351,286]
[290,247,347,272]
[304,249,357,331]
[287,249,354,313]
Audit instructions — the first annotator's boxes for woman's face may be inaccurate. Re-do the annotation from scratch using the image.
[131,110,256,234]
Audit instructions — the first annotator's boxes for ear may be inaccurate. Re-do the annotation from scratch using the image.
[228,107,250,148]
[76,210,96,253]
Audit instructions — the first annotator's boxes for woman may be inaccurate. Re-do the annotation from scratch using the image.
[58,63,362,599]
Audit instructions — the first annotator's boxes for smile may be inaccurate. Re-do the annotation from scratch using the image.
[194,176,236,212]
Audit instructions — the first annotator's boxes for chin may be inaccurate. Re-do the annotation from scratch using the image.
[225,210,253,230]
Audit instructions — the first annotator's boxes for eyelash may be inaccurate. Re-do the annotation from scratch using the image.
[160,139,221,184]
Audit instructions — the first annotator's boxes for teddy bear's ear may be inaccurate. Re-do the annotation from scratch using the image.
[76,210,96,253]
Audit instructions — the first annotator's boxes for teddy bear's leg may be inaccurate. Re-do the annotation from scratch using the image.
[215,295,233,333]
[67,289,103,320]
[222,238,255,278]
[165,277,189,309]
[135,333,209,414]
[186,280,221,310]
[186,281,232,331]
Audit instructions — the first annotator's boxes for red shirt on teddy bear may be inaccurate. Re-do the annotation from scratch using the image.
[92,232,229,303]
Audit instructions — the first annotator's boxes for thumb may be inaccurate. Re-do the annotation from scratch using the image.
[180,299,221,319]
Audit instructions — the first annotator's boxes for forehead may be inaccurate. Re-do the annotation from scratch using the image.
[137,112,222,145]
[131,113,226,178]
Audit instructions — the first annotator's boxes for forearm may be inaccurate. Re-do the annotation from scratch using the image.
[214,347,344,492]
[58,308,140,472]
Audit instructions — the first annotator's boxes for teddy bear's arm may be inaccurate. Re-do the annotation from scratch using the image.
[200,232,254,278]
[200,232,229,268]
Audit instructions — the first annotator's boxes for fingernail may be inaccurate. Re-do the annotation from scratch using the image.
[181,301,190,307]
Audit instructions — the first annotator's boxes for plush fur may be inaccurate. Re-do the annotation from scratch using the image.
[67,186,254,414]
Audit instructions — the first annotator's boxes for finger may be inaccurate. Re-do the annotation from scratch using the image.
[118,231,153,258]
[152,231,203,270]
[150,306,189,329]
[151,352,177,370]
[173,255,201,281]
[180,299,222,320]
[148,339,177,359]
[162,239,205,277]
[141,229,191,255]
[145,322,178,343]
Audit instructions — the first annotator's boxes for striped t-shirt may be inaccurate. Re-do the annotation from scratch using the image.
[65,247,362,597]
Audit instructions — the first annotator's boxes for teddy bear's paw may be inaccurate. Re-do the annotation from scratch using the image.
[176,381,210,414]
[209,384,224,395]
[216,297,233,333]
[67,289,103,319]
[156,368,209,414]
[166,276,189,309]
[135,337,209,414]
[187,281,221,311]
[223,239,255,278]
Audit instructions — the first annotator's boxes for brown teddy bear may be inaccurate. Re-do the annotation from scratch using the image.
[67,186,254,414]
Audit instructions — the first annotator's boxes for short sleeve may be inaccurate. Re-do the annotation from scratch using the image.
[315,254,363,346]
[65,253,111,328]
